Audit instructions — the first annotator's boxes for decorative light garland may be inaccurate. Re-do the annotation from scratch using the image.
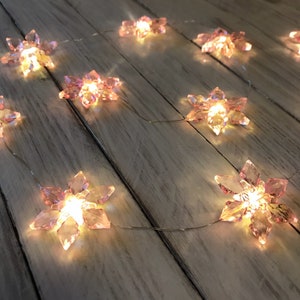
[119,16,167,40]
[59,70,122,109]
[186,87,250,135]
[194,28,252,58]
[215,160,298,245]
[0,96,21,138]
[1,29,57,77]
[30,171,115,250]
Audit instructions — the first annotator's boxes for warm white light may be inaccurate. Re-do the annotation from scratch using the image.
[59,196,84,226]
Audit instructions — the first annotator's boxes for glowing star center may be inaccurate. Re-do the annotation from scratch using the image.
[136,20,151,38]
[20,47,41,77]
[59,196,84,226]
[207,102,228,135]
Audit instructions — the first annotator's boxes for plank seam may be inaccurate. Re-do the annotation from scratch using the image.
[131,0,300,123]
[0,187,42,300]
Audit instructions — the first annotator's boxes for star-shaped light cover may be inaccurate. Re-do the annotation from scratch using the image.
[119,15,167,40]
[30,171,115,250]
[194,28,252,58]
[59,70,122,109]
[0,96,21,138]
[1,29,57,77]
[186,87,250,135]
[289,31,300,54]
[215,160,298,245]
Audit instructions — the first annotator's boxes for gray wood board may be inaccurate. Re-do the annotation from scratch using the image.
[0,193,38,300]
[134,0,300,120]
[59,0,300,209]
[0,5,200,300]
[0,0,300,299]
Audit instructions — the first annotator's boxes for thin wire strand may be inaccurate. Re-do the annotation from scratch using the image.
[2,137,42,189]
[112,219,220,232]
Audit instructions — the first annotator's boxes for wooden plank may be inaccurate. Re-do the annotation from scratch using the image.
[0,192,38,300]
[0,7,200,300]
[133,0,300,121]
[53,0,300,202]
[53,0,300,182]
[1,0,300,299]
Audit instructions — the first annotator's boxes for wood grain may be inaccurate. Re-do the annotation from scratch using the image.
[134,0,300,121]
[0,0,299,299]
[0,4,200,300]
[0,192,38,300]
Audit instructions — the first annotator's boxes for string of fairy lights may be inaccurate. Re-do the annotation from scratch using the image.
[0,16,299,250]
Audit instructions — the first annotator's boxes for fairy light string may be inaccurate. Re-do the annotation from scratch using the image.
[3,132,299,250]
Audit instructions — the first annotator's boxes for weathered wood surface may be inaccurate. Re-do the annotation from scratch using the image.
[0,0,299,299]
[0,4,200,300]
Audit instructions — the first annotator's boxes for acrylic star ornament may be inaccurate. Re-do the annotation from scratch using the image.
[289,31,300,54]
[186,87,250,135]
[0,96,21,138]
[215,160,298,245]
[30,171,115,250]
[1,29,57,77]
[194,28,252,58]
[59,70,122,109]
[119,15,167,40]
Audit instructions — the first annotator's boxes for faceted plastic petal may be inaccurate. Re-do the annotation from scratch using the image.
[57,217,80,250]
[150,17,167,34]
[214,175,244,194]
[119,20,136,37]
[83,208,111,229]
[85,185,115,204]
[220,200,247,222]
[186,108,207,122]
[30,209,60,230]
[25,29,40,45]
[226,97,247,111]
[228,111,250,126]
[240,160,260,186]
[268,203,298,223]
[249,210,272,245]
[59,76,83,100]
[68,171,89,194]
[6,37,23,52]
[209,87,226,100]
[40,40,58,55]
[195,33,211,45]
[264,178,288,200]
[0,108,21,125]
[187,94,206,106]
[41,186,65,206]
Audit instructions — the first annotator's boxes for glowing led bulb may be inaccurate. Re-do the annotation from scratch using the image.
[195,28,252,58]
[186,87,249,135]
[207,102,228,135]
[216,160,298,245]
[30,171,114,250]
[1,29,56,77]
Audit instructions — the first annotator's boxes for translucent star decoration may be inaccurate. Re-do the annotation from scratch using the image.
[0,96,21,138]
[119,16,167,40]
[186,87,250,135]
[59,70,122,109]
[194,28,252,58]
[1,29,57,77]
[30,171,115,250]
[215,160,298,245]
[289,31,300,54]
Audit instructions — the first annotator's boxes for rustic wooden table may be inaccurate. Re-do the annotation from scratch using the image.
[0,0,299,299]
